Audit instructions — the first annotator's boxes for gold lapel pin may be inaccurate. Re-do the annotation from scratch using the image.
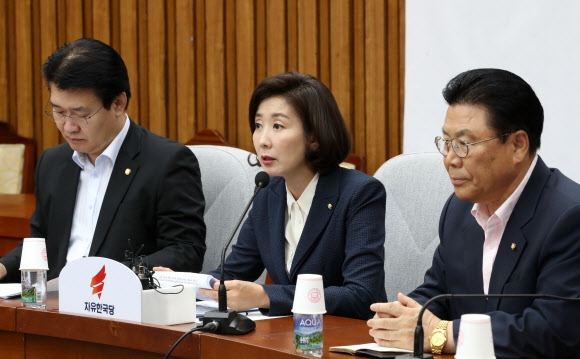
[125,168,132,176]
[327,203,333,210]
[511,243,516,251]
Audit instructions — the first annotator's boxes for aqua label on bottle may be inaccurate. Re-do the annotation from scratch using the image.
[294,313,323,357]
[21,270,47,309]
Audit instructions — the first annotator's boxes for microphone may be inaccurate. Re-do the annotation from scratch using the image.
[396,293,580,358]
[122,239,152,289]
[202,171,270,335]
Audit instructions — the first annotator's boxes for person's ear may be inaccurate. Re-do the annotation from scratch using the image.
[113,92,128,116]
[512,130,530,162]
[307,134,319,152]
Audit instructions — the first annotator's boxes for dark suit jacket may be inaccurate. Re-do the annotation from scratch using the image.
[0,120,206,282]
[210,166,388,320]
[409,157,580,358]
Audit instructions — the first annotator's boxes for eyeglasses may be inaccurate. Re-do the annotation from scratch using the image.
[44,101,104,127]
[434,133,511,158]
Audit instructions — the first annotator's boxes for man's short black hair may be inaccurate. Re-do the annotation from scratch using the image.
[42,38,131,110]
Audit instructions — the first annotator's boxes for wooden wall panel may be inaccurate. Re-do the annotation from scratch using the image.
[297,0,318,76]
[0,1,7,123]
[174,0,196,144]
[204,0,225,135]
[14,0,34,139]
[194,0,207,131]
[63,0,84,41]
[330,0,353,148]
[166,0,177,140]
[318,0,330,85]
[225,0,237,143]
[234,0,255,150]
[119,0,140,125]
[91,0,111,43]
[353,0,367,158]
[266,0,287,75]
[0,0,404,176]
[38,1,60,152]
[286,0,298,72]
[386,0,403,159]
[147,0,167,136]
[365,0,387,172]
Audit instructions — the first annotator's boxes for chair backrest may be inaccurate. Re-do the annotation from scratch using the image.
[185,128,230,146]
[187,145,261,275]
[339,153,367,173]
[0,122,35,194]
[373,152,453,298]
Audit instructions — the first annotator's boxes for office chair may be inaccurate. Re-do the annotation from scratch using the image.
[373,152,453,298]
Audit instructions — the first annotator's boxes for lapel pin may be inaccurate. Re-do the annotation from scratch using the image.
[125,168,131,176]
[511,243,516,251]
[327,203,333,210]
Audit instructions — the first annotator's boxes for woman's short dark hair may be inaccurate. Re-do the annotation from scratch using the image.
[248,71,351,174]
[442,68,543,154]
[41,38,131,110]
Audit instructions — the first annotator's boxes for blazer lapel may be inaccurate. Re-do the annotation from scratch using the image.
[289,168,340,280]
[267,179,289,283]
[448,211,488,313]
[486,157,550,310]
[89,121,141,255]
[52,156,81,272]
[462,220,485,293]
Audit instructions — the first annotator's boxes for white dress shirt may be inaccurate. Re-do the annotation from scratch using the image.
[284,173,319,274]
[66,115,130,262]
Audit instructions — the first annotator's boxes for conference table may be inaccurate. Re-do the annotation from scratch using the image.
[0,193,34,257]
[0,292,452,359]
[0,194,454,358]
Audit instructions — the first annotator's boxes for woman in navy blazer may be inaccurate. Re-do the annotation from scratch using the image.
[200,72,387,319]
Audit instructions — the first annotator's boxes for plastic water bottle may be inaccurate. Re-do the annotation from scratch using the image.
[21,270,47,309]
[294,313,323,357]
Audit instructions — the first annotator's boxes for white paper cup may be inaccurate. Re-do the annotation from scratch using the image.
[455,314,496,359]
[19,238,49,271]
[291,274,326,314]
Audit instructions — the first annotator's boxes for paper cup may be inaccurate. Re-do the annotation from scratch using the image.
[291,274,326,314]
[455,314,495,359]
[19,238,49,271]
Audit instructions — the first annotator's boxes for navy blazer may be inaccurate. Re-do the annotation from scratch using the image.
[409,157,580,358]
[0,120,206,282]
[210,166,387,319]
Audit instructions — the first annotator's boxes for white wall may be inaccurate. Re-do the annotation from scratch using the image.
[404,0,580,183]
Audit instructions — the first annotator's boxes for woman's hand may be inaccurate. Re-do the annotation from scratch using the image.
[198,280,270,311]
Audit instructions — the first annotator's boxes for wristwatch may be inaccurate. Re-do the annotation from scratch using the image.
[429,320,449,354]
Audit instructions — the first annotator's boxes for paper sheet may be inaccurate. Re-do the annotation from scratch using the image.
[0,283,21,299]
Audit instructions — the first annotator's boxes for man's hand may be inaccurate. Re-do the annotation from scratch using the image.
[198,280,270,311]
[367,293,441,352]
[0,263,7,280]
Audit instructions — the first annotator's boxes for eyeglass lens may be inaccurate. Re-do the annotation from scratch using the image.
[435,137,468,157]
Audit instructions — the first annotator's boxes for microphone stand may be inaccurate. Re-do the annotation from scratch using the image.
[202,172,270,335]
[396,293,579,358]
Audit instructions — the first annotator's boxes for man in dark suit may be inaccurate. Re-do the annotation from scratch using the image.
[368,69,580,358]
[0,38,206,283]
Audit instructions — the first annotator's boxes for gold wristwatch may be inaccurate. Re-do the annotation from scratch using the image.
[429,320,449,354]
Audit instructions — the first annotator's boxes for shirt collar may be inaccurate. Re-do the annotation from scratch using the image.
[471,154,539,226]
[72,114,130,169]
[286,173,320,216]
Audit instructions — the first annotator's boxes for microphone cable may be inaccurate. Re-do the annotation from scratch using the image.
[162,321,219,359]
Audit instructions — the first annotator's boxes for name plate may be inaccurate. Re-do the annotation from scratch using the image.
[59,257,142,322]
